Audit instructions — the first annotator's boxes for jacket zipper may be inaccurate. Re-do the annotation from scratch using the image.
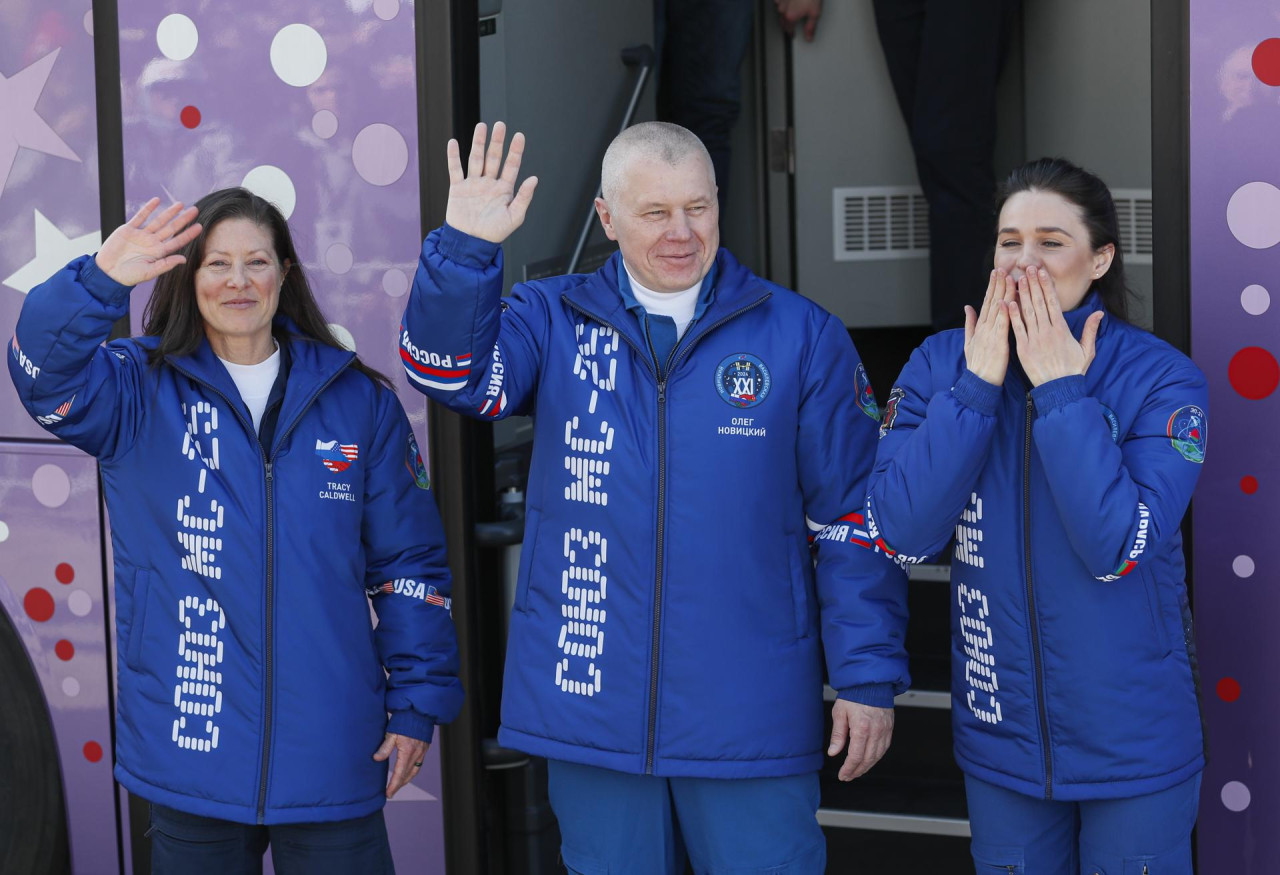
[169,358,351,821]
[564,293,770,773]
[1023,391,1053,799]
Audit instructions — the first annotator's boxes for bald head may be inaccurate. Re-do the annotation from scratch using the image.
[600,122,715,204]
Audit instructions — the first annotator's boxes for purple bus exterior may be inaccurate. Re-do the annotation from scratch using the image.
[1,1,446,871]
[1189,1,1280,870]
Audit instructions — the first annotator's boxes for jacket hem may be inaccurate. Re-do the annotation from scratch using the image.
[955,753,1205,801]
[115,765,387,825]
[499,726,822,778]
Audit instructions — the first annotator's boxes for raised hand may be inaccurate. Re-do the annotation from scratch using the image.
[445,121,538,244]
[963,269,1015,386]
[94,198,201,287]
[1008,267,1104,387]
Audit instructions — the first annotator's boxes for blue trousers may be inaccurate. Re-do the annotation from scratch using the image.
[547,760,826,874]
[148,804,394,875]
[965,773,1202,874]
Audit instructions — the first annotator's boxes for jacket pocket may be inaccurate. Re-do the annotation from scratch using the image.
[1141,571,1173,659]
[787,536,811,639]
[126,568,152,671]
[514,507,541,613]
[970,842,1024,873]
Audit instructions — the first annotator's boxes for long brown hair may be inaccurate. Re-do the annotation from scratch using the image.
[141,187,391,389]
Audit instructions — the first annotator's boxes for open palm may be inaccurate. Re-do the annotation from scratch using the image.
[95,198,202,287]
[445,121,538,244]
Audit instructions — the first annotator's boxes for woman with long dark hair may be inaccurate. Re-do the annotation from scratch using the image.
[9,189,462,873]
[866,158,1206,872]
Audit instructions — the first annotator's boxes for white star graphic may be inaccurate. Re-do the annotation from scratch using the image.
[4,210,101,294]
[0,48,81,197]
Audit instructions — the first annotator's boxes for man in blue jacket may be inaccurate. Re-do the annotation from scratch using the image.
[403,121,907,873]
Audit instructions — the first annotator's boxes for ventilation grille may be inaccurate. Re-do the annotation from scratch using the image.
[833,186,929,262]
[1111,189,1153,264]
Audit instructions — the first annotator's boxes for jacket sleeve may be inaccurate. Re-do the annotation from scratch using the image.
[865,341,1002,563]
[8,255,147,460]
[1030,363,1208,581]
[400,223,549,420]
[801,314,909,707]
[362,390,464,741]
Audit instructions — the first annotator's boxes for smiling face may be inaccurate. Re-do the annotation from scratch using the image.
[994,190,1115,312]
[194,218,286,363]
[594,154,719,293]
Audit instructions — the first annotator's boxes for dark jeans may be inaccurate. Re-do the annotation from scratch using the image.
[655,0,755,209]
[873,0,1021,330]
[148,804,394,875]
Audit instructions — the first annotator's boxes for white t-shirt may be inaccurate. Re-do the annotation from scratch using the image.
[219,345,281,433]
[624,263,702,340]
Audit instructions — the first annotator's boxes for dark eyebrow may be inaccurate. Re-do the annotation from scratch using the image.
[997,226,1076,238]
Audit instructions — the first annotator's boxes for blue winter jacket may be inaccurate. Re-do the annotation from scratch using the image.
[867,293,1206,800]
[9,256,463,824]
[401,225,908,778]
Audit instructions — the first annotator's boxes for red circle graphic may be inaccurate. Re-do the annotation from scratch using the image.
[180,105,202,129]
[55,562,75,584]
[1217,677,1242,702]
[1228,347,1280,400]
[1253,38,1280,86]
[83,741,103,762]
[1241,476,1259,494]
[55,640,75,661]
[24,588,54,622]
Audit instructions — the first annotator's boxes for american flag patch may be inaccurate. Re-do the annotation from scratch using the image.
[315,439,359,472]
[36,395,75,426]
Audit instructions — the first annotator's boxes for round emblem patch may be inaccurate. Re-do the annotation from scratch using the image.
[715,353,771,408]
[854,363,879,420]
[1167,404,1206,464]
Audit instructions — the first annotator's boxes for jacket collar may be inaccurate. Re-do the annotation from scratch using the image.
[1062,289,1110,338]
[164,316,355,438]
[563,248,771,351]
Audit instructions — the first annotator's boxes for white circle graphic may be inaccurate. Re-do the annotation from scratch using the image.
[1227,182,1280,249]
[328,324,356,352]
[62,677,81,697]
[312,109,338,140]
[156,14,199,61]
[1233,555,1255,578]
[1221,781,1252,812]
[270,24,328,88]
[33,465,71,508]
[352,124,409,186]
[382,268,409,297]
[1241,284,1270,316]
[68,590,92,617]
[241,165,297,219]
[0,521,8,542]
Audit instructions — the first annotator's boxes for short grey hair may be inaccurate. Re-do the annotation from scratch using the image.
[600,122,715,203]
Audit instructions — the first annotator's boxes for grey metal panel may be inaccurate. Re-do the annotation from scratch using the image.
[477,0,655,295]
[790,0,930,327]
[1021,0,1154,328]
[816,808,971,837]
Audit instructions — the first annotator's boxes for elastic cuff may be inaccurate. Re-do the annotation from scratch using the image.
[952,369,1002,416]
[78,255,134,305]
[386,710,437,743]
[836,683,897,710]
[435,223,501,268]
[1031,374,1087,414]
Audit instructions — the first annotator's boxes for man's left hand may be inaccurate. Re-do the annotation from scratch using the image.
[828,699,894,781]
[374,732,429,799]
